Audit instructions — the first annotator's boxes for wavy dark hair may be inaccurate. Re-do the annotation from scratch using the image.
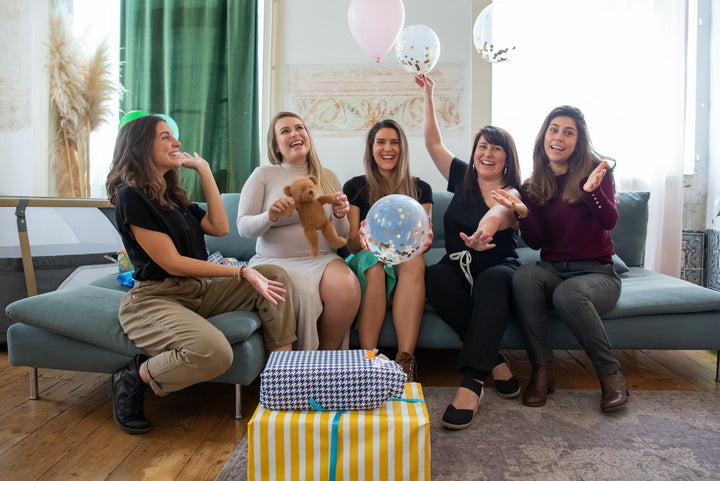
[461,126,521,207]
[526,105,615,205]
[363,119,418,205]
[106,114,189,208]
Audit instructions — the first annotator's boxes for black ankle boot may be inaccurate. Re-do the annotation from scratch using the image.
[492,354,521,399]
[106,354,152,434]
[441,376,484,430]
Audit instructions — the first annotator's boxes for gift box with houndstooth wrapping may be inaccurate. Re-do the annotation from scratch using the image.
[259,350,407,411]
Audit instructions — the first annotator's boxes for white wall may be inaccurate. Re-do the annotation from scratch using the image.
[273,0,474,193]
[0,0,50,197]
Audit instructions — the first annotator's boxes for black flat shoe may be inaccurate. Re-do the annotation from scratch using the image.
[107,354,152,434]
[441,377,484,430]
[493,353,521,399]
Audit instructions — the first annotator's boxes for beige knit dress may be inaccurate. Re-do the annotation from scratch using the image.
[236,162,350,350]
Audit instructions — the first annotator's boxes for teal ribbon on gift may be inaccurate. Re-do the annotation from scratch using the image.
[308,396,426,481]
[309,398,345,481]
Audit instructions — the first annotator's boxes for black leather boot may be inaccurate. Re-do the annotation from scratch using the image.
[106,354,151,434]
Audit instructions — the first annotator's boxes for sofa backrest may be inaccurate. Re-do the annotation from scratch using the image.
[203,190,650,267]
[198,193,257,262]
[430,190,650,268]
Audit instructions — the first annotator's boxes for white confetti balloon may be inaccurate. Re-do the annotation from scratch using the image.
[473,3,517,63]
[365,194,430,265]
[394,24,441,75]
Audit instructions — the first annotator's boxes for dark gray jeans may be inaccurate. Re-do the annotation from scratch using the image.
[512,261,622,376]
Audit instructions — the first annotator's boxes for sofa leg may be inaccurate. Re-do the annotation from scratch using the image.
[29,367,39,400]
[235,384,242,420]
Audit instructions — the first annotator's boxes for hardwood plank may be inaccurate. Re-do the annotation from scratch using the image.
[0,372,107,454]
[0,386,112,480]
[640,349,719,391]
[105,384,240,481]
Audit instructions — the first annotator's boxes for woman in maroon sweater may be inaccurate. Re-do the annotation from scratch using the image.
[494,105,628,413]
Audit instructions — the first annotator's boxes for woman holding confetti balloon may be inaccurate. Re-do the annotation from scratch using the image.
[343,119,433,381]
[416,74,523,430]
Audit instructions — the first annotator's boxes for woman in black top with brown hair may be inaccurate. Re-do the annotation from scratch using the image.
[105,115,296,434]
[416,74,522,430]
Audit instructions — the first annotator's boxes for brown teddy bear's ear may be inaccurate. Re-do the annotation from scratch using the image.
[283,185,292,196]
[308,175,318,185]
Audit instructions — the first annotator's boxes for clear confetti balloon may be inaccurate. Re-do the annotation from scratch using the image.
[473,3,516,63]
[394,24,441,74]
[365,194,430,265]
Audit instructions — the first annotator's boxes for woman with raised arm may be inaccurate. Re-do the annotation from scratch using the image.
[343,119,433,380]
[415,74,522,430]
[237,112,361,350]
[494,105,628,412]
[105,115,296,434]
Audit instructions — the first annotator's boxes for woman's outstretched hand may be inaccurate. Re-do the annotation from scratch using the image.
[460,228,496,252]
[492,189,528,219]
[243,267,287,305]
[583,161,608,192]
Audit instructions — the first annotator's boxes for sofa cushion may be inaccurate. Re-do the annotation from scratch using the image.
[430,191,452,248]
[612,191,650,267]
[603,267,720,319]
[199,193,257,262]
[5,285,264,355]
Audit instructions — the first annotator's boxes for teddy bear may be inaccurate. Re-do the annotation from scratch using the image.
[283,175,348,256]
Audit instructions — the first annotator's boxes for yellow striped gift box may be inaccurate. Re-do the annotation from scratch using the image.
[248,382,430,481]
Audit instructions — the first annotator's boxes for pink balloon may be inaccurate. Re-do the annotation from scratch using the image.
[348,0,405,62]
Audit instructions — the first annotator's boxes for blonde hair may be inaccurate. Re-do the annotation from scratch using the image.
[363,119,418,205]
[267,112,337,195]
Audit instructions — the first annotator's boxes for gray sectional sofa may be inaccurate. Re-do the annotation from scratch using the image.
[6,191,720,419]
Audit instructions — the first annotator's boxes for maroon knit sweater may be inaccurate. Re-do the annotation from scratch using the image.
[519,171,618,264]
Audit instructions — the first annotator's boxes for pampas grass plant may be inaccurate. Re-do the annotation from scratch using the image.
[47,7,123,197]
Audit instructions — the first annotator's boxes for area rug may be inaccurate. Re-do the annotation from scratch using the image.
[216,388,720,480]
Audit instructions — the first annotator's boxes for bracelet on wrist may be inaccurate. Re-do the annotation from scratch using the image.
[235,265,247,281]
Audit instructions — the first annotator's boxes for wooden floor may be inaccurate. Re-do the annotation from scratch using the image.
[0,347,717,481]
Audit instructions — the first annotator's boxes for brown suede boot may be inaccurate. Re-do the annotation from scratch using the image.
[599,371,629,412]
[395,351,417,383]
[522,362,554,407]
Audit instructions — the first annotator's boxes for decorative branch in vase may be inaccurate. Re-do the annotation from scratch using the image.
[47,7,123,198]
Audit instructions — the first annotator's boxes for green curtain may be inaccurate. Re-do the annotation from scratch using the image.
[119,0,259,201]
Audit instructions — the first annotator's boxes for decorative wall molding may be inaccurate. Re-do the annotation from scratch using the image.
[285,63,464,136]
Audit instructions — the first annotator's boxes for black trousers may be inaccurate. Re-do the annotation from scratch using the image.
[426,257,518,380]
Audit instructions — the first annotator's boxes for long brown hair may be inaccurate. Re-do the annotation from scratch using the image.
[461,126,521,207]
[363,119,418,205]
[266,112,337,195]
[526,105,615,205]
[106,115,189,208]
